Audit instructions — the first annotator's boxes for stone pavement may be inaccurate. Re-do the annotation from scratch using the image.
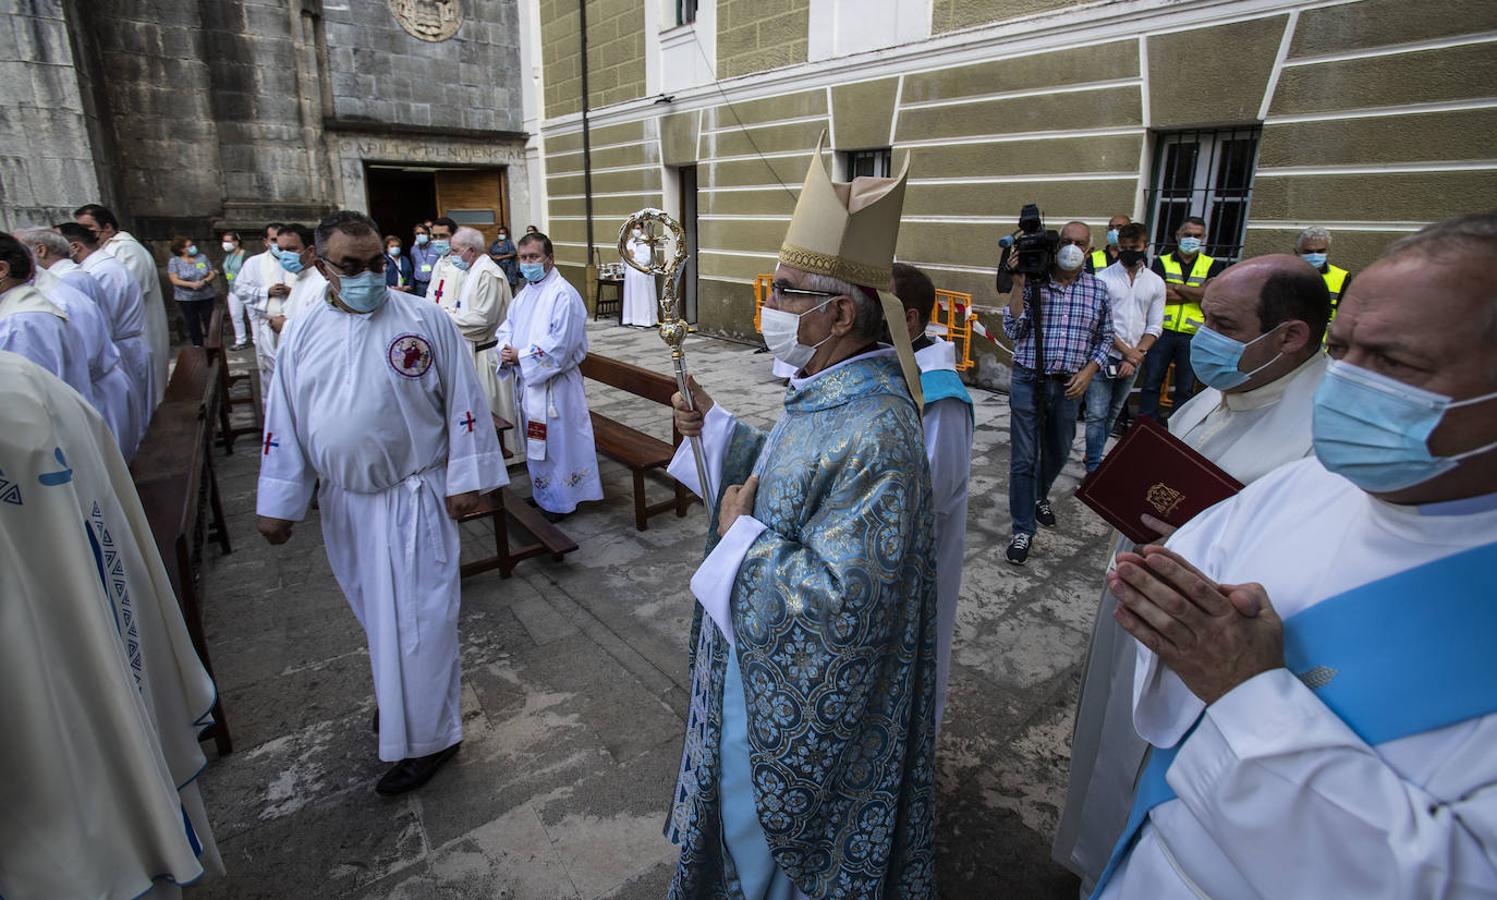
[194,320,1112,899]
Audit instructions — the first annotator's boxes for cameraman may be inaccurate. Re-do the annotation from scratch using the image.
[1001,220,1113,565]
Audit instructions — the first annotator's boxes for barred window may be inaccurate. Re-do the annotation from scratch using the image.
[1146,127,1261,261]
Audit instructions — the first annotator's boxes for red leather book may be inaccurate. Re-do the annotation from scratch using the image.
[1076,417,1245,544]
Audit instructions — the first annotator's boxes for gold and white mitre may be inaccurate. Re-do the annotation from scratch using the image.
[779,132,923,408]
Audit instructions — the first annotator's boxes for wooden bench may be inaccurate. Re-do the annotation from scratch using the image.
[131,346,234,755]
[578,353,692,531]
[456,412,579,578]
[203,300,262,453]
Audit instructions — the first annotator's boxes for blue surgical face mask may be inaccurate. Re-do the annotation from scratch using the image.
[186,244,199,257]
[277,247,305,273]
[451,255,471,272]
[333,270,388,314]
[432,239,451,256]
[1301,251,1328,269]
[415,233,429,246]
[387,246,401,258]
[1177,236,1203,255]
[520,261,546,283]
[1313,359,1497,493]
[1106,229,1120,246]
[1189,323,1284,391]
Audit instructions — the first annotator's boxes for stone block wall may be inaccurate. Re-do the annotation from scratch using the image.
[539,0,646,120]
[325,0,523,134]
[716,0,809,79]
[931,0,1089,34]
[0,0,110,229]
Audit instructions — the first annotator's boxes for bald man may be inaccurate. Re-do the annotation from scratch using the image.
[1055,254,1332,891]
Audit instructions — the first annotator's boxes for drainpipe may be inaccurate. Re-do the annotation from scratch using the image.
[579,0,597,306]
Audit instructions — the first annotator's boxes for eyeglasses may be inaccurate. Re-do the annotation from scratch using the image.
[321,254,387,277]
[770,281,844,304]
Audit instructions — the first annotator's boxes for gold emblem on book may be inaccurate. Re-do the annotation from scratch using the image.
[1145,483,1185,518]
[389,0,462,42]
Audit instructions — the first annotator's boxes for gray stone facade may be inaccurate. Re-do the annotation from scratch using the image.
[1,0,528,253]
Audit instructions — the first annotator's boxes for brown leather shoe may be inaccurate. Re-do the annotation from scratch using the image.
[375,743,461,796]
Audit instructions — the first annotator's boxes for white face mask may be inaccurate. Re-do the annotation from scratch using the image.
[222,241,236,252]
[761,298,835,372]
[1057,243,1086,271]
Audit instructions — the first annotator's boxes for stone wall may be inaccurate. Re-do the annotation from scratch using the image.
[0,0,110,230]
[931,0,1089,34]
[716,0,809,79]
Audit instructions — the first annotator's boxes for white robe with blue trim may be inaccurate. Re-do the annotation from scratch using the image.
[0,350,221,899]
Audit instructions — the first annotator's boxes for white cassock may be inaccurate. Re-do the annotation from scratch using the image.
[0,284,93,403]
[235,254,325,386]
[621,237,658,327]
[0,350,222,899]
[1054,351,1330,889]
[1102,457,1497,898]
[36,267,140,458]
[257,290,506,762]
[103,231,171,407]
[80,250,155,438]
[495,268,603,514]
[439,254,515,438]
[914,338,974,734]
[427,254,467,311]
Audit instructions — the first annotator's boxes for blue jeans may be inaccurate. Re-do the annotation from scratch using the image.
[1009,367,1081,536]
[1084,367,1139,471]
[1139,329,1195,419]
[413,279,430,298]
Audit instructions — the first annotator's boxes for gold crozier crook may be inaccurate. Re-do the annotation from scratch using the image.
[617,209,713,502]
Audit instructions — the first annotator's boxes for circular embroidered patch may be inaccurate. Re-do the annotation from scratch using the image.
[387,333,433,378]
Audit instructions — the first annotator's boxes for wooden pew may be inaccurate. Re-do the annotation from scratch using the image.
[131,347,234,755]
[578,353,693,531]
[456,412,578,577]
[203,300,262,453]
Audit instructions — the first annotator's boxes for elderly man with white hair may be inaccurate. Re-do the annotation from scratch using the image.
[440,226,515,436]
[17,226,141,456]
[1294,225,1353,320]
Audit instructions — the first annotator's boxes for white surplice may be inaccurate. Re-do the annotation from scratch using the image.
[427,254,467,311]
[621,238,658,327]
[440,254,514,440]
[258,290,505,762]
[1102,458,1497,898]
[35,266,140,457]
[0,284,93,405]
[80,250,156,438]
[1055,351,1330,889]
[915,338,973,734]
[0,350,222,899]
[494,268,603,514]
[234,252,325,385]
[102,231,170,407]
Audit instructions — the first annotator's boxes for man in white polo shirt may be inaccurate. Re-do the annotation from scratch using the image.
[1084,222,1165,471]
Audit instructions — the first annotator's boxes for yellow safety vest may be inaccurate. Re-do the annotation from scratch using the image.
[1090,249,1110,271]
[1159,252,1215,335]
[1323,264,1349,313]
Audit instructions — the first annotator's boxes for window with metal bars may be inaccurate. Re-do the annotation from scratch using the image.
[1145,127,1261,262]
[843,148,892,179]
[677,0,698,26]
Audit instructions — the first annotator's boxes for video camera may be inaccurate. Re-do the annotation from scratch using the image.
[996,203,1059,294]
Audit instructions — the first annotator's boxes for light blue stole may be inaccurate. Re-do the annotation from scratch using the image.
[1091,540,1497,898]
[918,369,973,426]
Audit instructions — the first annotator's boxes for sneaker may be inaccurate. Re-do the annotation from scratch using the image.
[1035,498,1057,528]
[1006,533,1032,565]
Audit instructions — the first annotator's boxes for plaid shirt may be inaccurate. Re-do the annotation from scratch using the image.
[1001,272,1114,375]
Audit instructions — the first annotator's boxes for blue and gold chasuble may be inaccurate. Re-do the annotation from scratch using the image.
[667,354,940,899]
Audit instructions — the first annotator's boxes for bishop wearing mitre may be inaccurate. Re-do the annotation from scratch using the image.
[664,134,939,899]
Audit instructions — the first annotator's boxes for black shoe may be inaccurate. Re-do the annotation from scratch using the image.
[372,709,379,734]
[1035,498,1057,528]
[1006,533,1032,565]
[230,340,251,351]
[541,508,569,524]
[375,743,461,796]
